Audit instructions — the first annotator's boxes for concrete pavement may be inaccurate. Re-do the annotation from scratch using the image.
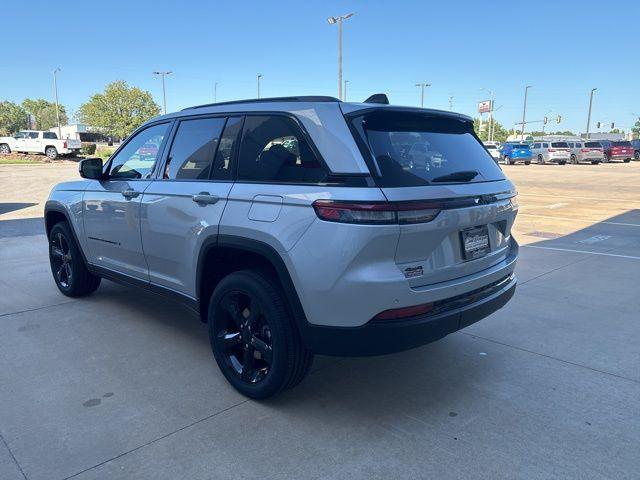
[0,162,639,479]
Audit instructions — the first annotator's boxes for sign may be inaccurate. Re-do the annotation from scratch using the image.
[478,100,492,114]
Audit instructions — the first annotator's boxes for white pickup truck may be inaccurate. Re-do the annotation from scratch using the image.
[0,130,81,159]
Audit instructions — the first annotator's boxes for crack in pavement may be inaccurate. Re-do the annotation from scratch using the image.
[1,431,28,480]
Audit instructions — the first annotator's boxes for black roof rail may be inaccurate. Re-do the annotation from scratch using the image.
[182,96,341,111]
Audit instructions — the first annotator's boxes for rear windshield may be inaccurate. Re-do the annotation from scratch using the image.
[513,144,529,149]
[485,145,497,150]
[612,141,631,147]
[350,111,505,187]
[551,142,569,148]
[585,142,602,148]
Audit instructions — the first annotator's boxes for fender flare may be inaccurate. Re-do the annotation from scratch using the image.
[44,202,89,266]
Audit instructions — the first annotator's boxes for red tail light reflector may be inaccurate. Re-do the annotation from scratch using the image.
[373,303,434,321]
[63,140,67,149]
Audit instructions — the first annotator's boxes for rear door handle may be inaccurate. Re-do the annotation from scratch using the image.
[122,188,141,199]
[192,192,219,205]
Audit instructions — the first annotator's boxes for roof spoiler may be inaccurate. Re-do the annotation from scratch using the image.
[363,94,389,105]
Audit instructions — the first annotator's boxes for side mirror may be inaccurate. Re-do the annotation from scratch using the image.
[79,158,104,180]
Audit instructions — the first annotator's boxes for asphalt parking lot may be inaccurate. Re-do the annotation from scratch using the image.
[1,162,639,480]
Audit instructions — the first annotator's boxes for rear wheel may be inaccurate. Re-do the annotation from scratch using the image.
[559,160,567,165]
[49,222,101,297]
[624,158,631,163]
[570,154,578,164]
[208,270,313,399]
[603,153,610,163]
[45,146,58,160]
[634,151,639,161]
[524,160,531,165]
[0,143,10,154]
[591,160,600,165]
[537,154,545,165]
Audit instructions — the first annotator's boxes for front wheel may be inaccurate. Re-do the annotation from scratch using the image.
[634,152,639,161]
[558,160,567,165]
[524,160,531,165]
[49,222,101,296]
[0,143,11,154]
[45,146,58,159]
[208,270,313,399]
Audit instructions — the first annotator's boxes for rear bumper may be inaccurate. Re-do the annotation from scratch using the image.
[302,274,516,356]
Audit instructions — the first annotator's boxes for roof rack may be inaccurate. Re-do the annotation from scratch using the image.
[182,96,341,111]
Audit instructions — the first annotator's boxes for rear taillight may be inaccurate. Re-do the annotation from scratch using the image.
[548,148,556,152]
[312,200,441,225]
[63,140,67,149]
[373,302,434,321]
[580,149,589,153]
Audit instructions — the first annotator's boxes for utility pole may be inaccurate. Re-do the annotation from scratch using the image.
[257,74,262,98]
[344,80,349,101]
[520,85,532,142]
[327,13,354,100]
[481,87,494,142]
[449,95,453,111]
[214,82,218,103]
[52,68,62,138]
[415,83,431,108]
[586,88,597,139]
[153,71,172,114]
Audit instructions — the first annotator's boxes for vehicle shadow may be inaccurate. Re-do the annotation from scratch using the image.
[0,216,44,238]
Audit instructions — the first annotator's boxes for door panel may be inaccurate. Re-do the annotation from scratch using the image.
[83,180,151,279]
[140,116,241,297]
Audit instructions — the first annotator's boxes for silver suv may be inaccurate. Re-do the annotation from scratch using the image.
[531,141,570,164]
[45,96,519,398]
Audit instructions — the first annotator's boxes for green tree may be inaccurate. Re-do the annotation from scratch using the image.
[632,121,640,137]
[22,98,68,130]
[0,101,28,135]
[78,81,160,139]
[473,117,510,143]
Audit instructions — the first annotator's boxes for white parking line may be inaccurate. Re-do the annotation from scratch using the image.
[518,213,640,227]
[519,192,640,204]
[523,244,640,260]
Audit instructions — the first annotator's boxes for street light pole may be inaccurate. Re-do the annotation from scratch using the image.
[214,82,218,103]
[344,80,349,101]
[481,88,495,142]
[257,74,262,98]
[415,83,431,108]
[52,68,62,139]
[520,85,532,142]
[586,88,597,140]
[327,13,354,101]
[153,71,172,114]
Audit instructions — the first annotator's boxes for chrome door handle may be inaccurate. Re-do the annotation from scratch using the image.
[122,189,141,199]
[192,192,219,205]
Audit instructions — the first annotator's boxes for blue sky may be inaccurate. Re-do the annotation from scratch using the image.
[2,0,639,133]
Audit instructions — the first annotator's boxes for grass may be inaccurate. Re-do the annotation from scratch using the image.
[0,156,44,165]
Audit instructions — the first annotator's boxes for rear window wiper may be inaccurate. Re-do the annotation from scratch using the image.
[431,170,479,183]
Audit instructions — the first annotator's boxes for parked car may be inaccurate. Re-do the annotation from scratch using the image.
[45,96,519,398]
[600,140,634,163]
[499,142,532,164]
[632,139,640,161]
[483,142,502,162]
[531,141,570,164]
[567,141,603,164]
[0,130,81,159]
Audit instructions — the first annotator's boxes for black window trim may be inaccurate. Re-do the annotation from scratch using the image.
[152,114,240,183]
[103,120,174,181]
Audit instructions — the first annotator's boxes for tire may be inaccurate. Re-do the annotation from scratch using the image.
[45,146,58,160]
[634,151,639,161]
[559,160,567,165]
[591,160,600,165]
[524,160,531,165]
[603,153,610,163]
[570,154,578,164]
[49,222,101,297]
[624,158,631,163]
[0,143,10,154]
[537,154,545,165]
[208,269,313,399]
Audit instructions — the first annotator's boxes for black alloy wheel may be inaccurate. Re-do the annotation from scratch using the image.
[50,231,73,289]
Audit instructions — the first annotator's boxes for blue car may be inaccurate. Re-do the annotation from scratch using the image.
[499,142,532,165]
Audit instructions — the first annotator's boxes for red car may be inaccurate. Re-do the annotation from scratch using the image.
[138,142,159,157]
[601,140,634,163]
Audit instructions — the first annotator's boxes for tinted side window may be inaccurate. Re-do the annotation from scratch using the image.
[43,132,57,139]
[164,117,225,180]
[212,117,242,180]
[108,123,169,179]
[238,115,326,184]
[28,132,39,139]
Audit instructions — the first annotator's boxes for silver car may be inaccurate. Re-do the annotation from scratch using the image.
[45,96,519,398]
[531,141,570,164]
[567,141,603,164]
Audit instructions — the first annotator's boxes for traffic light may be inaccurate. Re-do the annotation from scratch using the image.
[556,115,561,124]
[611,122,615,129]
[543,116,548,125]
[597,122,602,128]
